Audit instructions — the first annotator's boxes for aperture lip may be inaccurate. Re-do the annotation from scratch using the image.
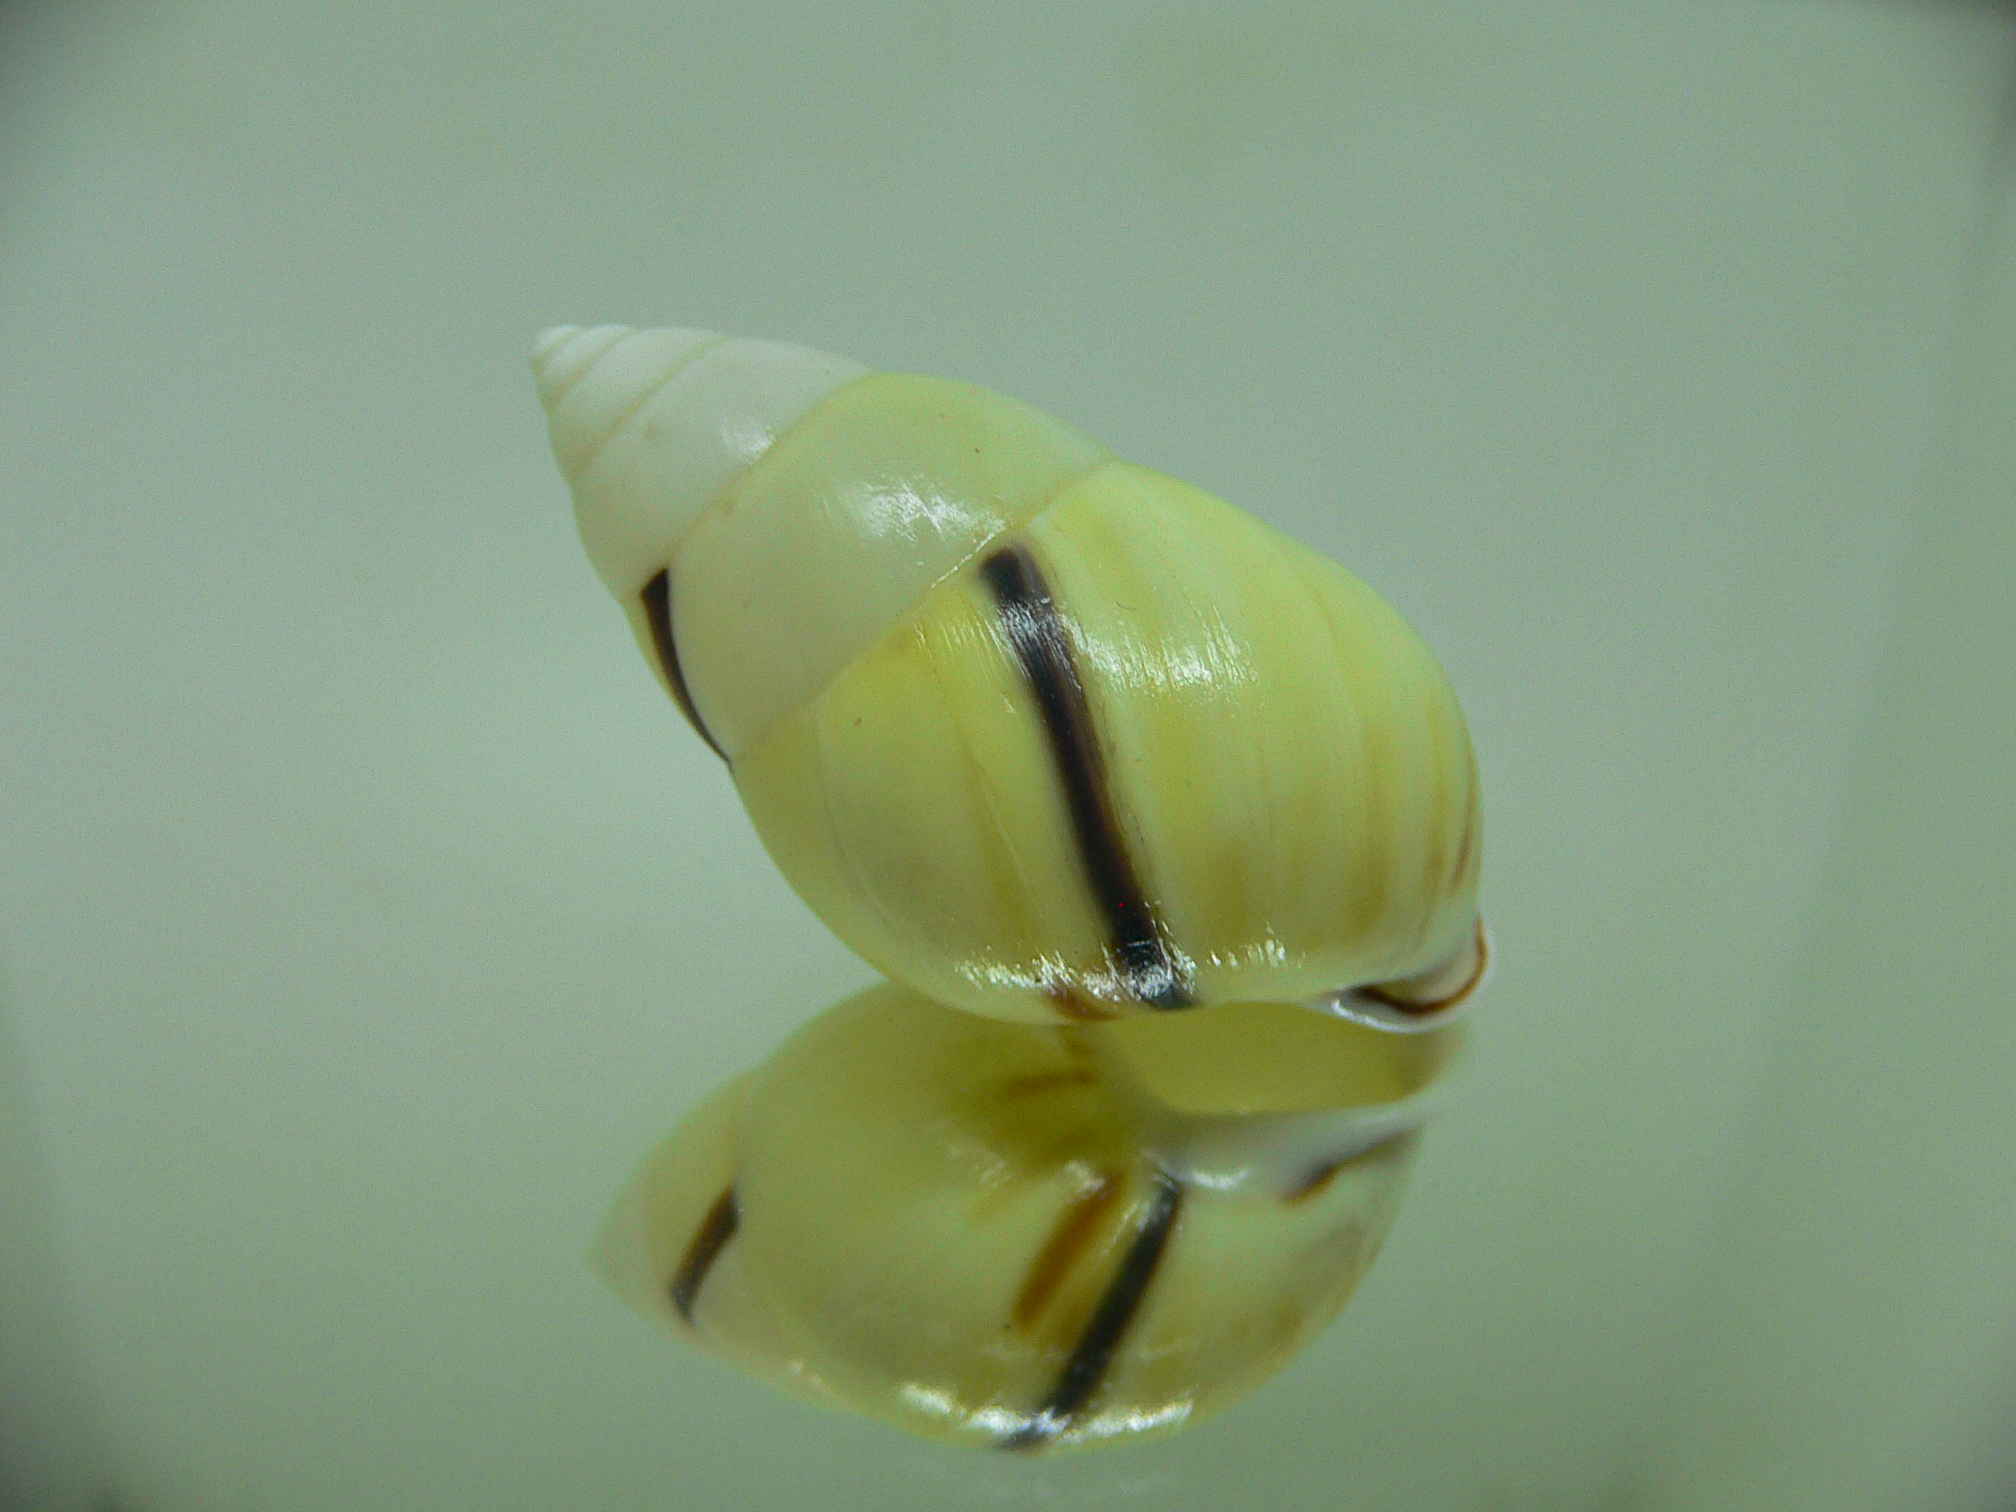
[1303,918,1492,1034]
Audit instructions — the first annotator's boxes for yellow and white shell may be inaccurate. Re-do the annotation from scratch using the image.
[599,981,1460,1452]
[533,326,1484,1025]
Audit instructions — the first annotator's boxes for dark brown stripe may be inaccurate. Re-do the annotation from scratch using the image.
[998,1067,1100,1099]
[1045,985,1120,1021]
[1350,918,1490,1019]
[640,568,727,762]
[1282,1126,1416,1204]
[1011,1170,1125,1329]
[1002,1170,1185,1451]
[668,1187,739,1322]
[979,545,1191,1010]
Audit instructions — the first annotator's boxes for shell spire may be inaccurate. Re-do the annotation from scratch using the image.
[529,324,1110,767]
[530,324,867,602]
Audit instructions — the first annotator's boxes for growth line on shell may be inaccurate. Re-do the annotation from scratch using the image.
[669,1187,740,1322]
[979,543,1193,1009]
[1002,1170,1186,1450]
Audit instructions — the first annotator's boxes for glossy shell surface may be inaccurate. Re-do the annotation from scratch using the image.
[535,326,1483,1024]
[599,982,1459,1452]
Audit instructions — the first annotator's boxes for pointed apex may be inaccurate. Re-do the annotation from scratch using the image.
[530,323,579,360]
[531,326,719,479]
[530,324,583,381]
[528,324,870,605]
[530,324,618,413]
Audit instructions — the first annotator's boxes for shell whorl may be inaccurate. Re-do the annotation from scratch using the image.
[542,329,1490,1447]
[531,324,868,601]
[600,982,1453,1450]
[534,326,1481,1023]
[532,325,1110,762]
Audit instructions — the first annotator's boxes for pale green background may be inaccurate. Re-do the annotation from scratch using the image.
[2,4,2013,1510]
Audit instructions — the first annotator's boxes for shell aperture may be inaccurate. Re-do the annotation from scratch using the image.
[598,982,1462,1452]
[534,326,1484,1025]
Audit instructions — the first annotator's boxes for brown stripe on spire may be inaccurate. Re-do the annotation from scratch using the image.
[668,1187,740,1323]
[640,568,727,762]
[1001,1170,1185,1451]
[979,544,1192,1010]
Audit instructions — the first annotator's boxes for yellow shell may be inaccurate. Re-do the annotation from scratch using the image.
[599,980,1461,1452]
[534,326,1484,1025]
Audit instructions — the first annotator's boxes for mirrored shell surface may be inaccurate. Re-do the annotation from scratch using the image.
[599,981,1459,1452]
[535,326,1482,1023]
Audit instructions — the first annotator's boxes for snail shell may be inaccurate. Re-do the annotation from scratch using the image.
[598,981,1460,1451]
[534,326,1484,1025]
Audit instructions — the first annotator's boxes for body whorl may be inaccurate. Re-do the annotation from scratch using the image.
[536,326,1483,1023]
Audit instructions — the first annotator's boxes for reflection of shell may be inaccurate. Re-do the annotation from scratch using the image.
[598,981,1461,1452]
[534,326,1483,1025]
